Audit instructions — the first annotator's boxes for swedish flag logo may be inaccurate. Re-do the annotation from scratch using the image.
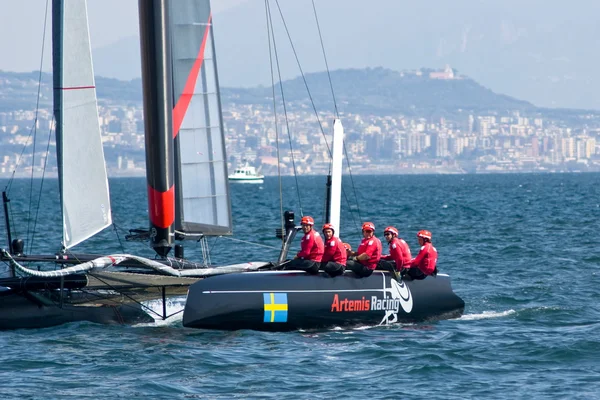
[263,293,288,323]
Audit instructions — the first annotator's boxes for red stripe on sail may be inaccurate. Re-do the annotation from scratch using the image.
[172,14,212,138]
[56,86,96,90]
[147,185,175,228]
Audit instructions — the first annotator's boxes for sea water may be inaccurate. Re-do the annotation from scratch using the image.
[1,173,599,399]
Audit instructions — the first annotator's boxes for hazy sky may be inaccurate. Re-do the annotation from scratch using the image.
[1,0,599,109]
[0,0,243,71]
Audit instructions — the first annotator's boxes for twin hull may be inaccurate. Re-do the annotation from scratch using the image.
[183,270,465,331]
[0,290,154,330]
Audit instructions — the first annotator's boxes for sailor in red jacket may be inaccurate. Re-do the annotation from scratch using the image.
[405,230,438,280]
[320,223,347,277]
[377,226,412,280]
[284,215,324,274]
[346,222,382,278]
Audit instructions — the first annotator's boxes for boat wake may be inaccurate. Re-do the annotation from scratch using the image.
[459,310,515,320]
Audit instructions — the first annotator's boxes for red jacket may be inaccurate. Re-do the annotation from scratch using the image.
[382,237,412,270]
[297,230,324,262]
[356,236,382,270]
[410,242,437,275]
[322,236,347,265]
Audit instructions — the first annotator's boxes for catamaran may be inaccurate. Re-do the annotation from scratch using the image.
[1,0,464,332]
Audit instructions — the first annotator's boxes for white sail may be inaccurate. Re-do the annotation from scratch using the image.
[330,119,344,236]
[169,0,232,236]
[53,0,112,249]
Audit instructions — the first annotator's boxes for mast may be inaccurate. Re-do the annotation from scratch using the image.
[2,192,13,257]
[138,0,175,257]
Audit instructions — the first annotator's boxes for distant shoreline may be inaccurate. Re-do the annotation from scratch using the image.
[2,169,599,180]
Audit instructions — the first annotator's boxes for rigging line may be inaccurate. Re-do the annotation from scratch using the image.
[311,0,349,224]
[281,2,361,229]
[311,0,339,119]
[78,276,168,320]
[7,199,18,248]
[206,235,225,261]
[220,235,281,251]
[265,0,285,235]
[25,0,51,251]
[273,0,334,176]
[5,134,33,194]
[267,1,303,215]
[112,223,126,253]
[29,119,54,254]
[343,141,362,226]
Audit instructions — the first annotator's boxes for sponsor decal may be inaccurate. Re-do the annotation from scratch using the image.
[331,295,370,312]
[380,279,413,325]
[329,277,413,325]
[263,293,288,323]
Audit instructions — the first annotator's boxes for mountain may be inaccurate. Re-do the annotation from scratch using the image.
[222,67,536,117]
[0,71,142,112]
[0,68,540,118]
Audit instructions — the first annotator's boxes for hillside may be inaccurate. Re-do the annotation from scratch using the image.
[0,70,142,111]
[222,67,536,117]
[0,67,577,119]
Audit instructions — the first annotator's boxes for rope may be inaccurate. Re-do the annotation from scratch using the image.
[25,0,51,253]
[311,0,339,120]
[266,1,304,216]
[278,1,362,229]
[273,0,334,176]
[265,0,285,238]
[343,141,362,227]
[29,118,55,253]
[265,1,363,231]
[220,235,281,251]
[111,222,127,253]
[86,272,165,319]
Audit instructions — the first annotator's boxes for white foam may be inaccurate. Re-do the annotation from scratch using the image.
[133,296,187,327]
[459,309,515,321]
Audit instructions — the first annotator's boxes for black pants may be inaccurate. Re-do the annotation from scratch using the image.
[321,261,345,277]
[377,260,397,274]
[345,260,373,278]
[403,267,426,280]
[284,258,319,274]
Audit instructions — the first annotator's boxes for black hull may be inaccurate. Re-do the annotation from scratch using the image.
[183,271,465,331]
[0,290,154,330]
[0,271,199,330]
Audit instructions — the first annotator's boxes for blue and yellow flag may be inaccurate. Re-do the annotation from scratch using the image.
[263,293,288,323]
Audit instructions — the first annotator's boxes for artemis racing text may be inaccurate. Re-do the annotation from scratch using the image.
[330,294,401,313]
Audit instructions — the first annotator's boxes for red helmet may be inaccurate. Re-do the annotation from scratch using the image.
[300,216,314,226]
[322,223,335,233]
[343,242,352,251]
[384,226,399,236]
[362,222,375,232]
[417,230,432,240]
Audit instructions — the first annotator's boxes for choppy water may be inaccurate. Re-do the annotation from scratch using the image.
[1,173,599,399]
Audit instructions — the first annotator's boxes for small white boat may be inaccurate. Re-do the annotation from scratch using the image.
[228,162,264,183]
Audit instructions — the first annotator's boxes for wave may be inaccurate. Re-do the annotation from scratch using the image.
[459,309,516,320]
